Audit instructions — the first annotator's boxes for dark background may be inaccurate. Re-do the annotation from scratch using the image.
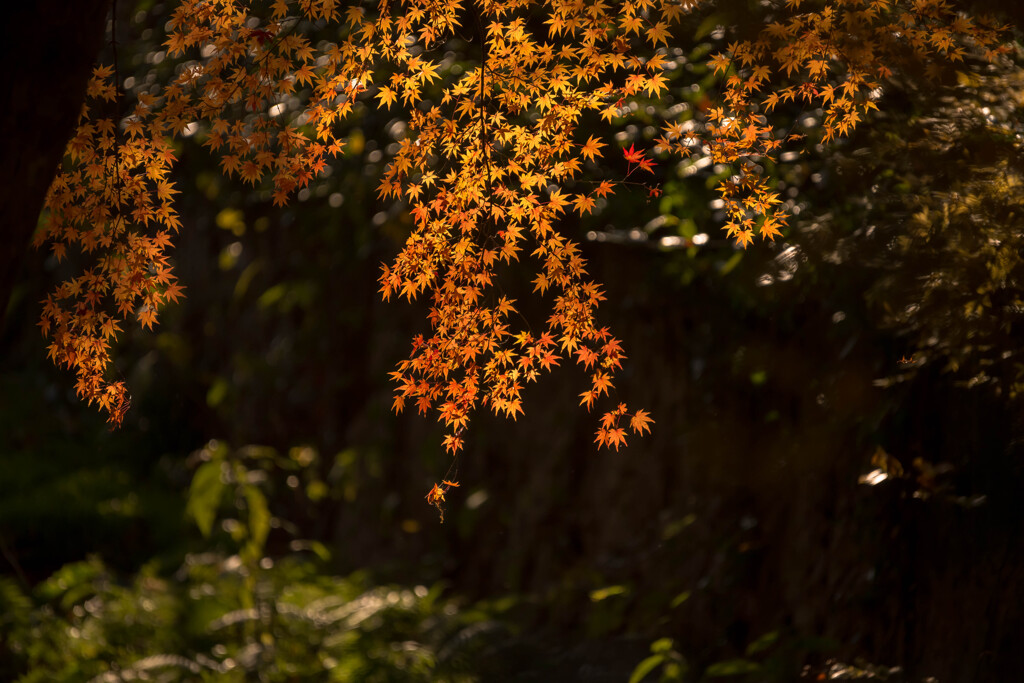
[2,2,1024,681]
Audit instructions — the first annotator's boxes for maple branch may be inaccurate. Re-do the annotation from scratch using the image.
[37,0,1008,463]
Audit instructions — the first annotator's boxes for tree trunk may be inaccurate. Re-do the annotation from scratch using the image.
[0,0,110,325]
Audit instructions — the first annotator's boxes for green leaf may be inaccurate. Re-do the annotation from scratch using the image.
[651,638,675,654]
[589,584,629,601]
[186,460,225,537]
[35,557,104,605]
[0,577,31,629]
[309,540,332,561]
[670,591,691,608]
[306,479,329,501]
[663,660,687,680]
[745,630,779,656]
[243,484,271,552]
[629,654,665,683]
[705,659,760,677]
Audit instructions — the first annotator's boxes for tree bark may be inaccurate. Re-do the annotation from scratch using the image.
[0,0,110,325]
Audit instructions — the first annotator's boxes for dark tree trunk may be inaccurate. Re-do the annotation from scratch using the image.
[0,0,110,324]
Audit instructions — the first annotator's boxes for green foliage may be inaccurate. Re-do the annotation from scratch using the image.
[629,628,840,683]
[185,452,226,539]
[630,638,688,683]
[773,47,1024,401]
[0,554,490,682]
[704,659,760,677]
[0,441,501,682]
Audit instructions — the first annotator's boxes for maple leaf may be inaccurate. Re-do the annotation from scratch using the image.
[579,135,605,162]
[138,307,158,330]
[734,229,755,249]
[443,433,463,453]
[623,143,645,165]
[576,346,599,369]
[593,181,615,198]
[595,425,628,451]
[425,482,447,506]
[709,53,732,75]
[630,409,654,436]
[533,273,550,294]
[646,22,670,48]
[539,350,560,370]
[620,13,643,35]
[592,371,613,397]
[759,216,783,241]
[573,194,596,215]
[162,281,186,303]
[547,189,570,213]
[376,86,398,108]
[579,389,598,410]
[645,72,669,97]
[417,60,441,84]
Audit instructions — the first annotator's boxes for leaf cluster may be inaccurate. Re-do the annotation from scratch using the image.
[37,0,1008,502]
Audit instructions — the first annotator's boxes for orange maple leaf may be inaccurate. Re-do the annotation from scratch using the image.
[630,409,654,436]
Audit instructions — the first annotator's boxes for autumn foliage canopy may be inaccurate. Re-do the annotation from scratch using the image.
[36,0,1006,502]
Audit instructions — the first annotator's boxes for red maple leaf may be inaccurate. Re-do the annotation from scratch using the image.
[623,143,645,164]
[624,143,655,173]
